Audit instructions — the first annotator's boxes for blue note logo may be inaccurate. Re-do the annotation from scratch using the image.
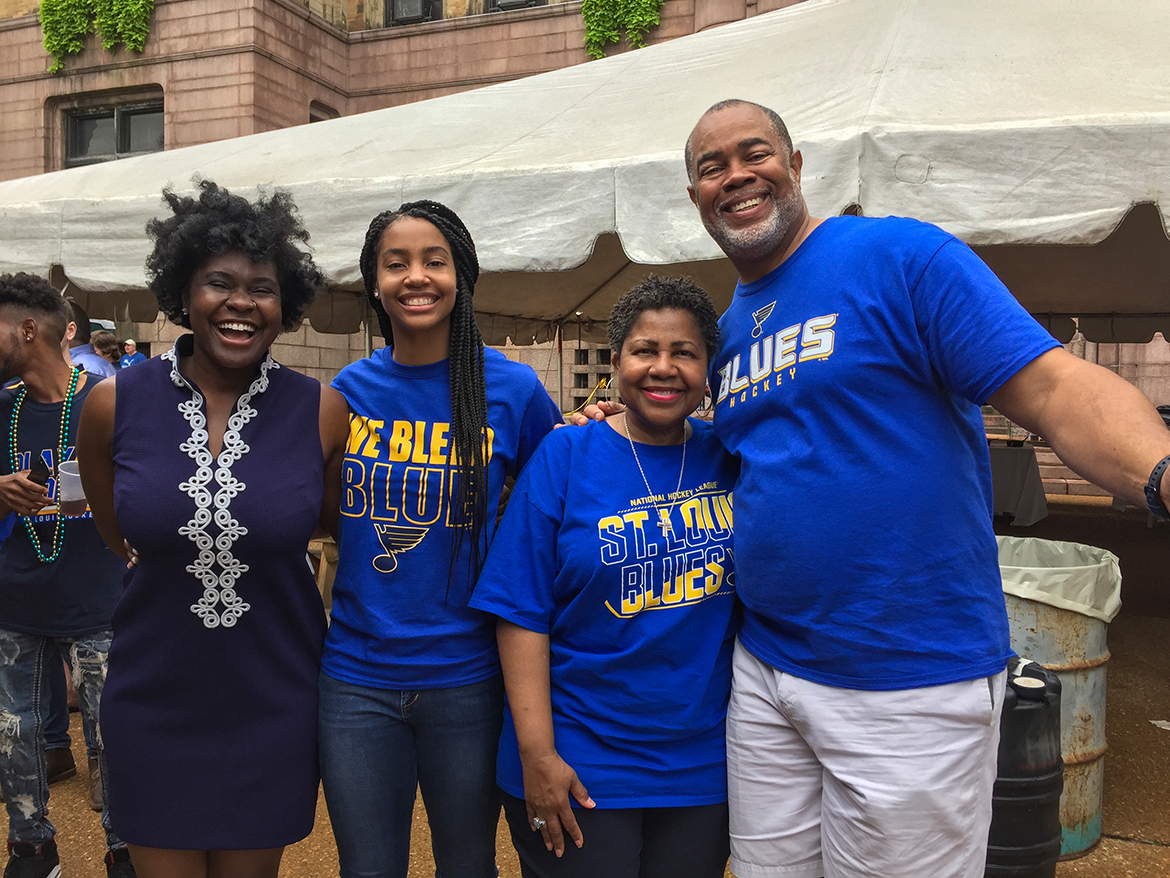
[751,301,776,338]
[372,524,429,573]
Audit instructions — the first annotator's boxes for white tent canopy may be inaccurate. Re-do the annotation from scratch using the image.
[1,0,1168,343]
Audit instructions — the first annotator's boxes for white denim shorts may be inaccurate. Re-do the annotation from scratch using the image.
[727,639,1006,878]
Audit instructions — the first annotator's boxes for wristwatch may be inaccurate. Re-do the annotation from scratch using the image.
[1144,454,1170,520]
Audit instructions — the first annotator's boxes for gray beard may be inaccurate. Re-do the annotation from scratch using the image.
[703,186,805,265]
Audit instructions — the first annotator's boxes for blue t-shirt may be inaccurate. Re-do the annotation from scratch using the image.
[710,215,1061,691]
[120,352,146,369]
[325,347,562,689]
[470,419,739,808]
[0,378,125,636]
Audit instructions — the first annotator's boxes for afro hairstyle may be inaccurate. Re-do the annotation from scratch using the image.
[144,178,324,332]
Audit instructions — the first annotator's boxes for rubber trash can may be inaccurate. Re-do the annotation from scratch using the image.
[997,536,1121,859]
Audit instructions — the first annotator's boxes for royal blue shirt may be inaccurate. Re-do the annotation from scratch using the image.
[471,419,739,808]
[711,215,1061,691]
[70,344,116,379]
[325,347,562,689]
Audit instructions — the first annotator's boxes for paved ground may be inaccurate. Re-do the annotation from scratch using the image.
[40,494,1170,877]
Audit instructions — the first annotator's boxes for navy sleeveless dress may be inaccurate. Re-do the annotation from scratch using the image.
[101,337,327,849]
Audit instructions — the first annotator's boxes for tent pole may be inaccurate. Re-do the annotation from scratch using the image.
[557,324,564,410]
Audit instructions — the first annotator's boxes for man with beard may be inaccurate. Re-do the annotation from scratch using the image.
[585,99,1170,878]
[0,273,134,877]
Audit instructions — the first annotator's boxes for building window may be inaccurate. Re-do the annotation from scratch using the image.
[573,396,589,410]
[310,101,340,123]
[489,0,547,10]
[385,0,439,25]
[574,349,590,366]
[574,373,590,389]
[596,348,611,365]
[65,102,163,167]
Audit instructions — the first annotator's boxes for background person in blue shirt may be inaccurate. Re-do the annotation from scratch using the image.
[472,276,739,878]
[67,302,116,380]
[118,339,146,369]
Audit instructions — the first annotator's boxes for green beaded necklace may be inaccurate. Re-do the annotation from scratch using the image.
[6,366,81,564]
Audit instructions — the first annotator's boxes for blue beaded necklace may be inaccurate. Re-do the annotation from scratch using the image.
[6,366,81,564]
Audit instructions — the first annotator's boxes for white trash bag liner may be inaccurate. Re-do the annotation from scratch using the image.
[997,535,1122,623]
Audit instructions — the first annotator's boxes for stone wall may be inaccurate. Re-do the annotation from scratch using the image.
[1071,335,1170,407]
[0,0,35,16]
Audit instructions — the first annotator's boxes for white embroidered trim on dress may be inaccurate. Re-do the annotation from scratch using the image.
[163,345,280,628]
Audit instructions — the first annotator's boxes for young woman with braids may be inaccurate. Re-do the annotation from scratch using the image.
[76,179,349,878]
[319,201,562,878]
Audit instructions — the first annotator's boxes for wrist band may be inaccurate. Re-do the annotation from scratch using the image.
[1144,454,1170,520]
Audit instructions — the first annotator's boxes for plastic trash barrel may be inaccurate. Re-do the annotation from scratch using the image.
[997,536,1121,859]
[986,657,1063,878]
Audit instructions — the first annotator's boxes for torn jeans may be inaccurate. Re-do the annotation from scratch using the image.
[0,627,120,847]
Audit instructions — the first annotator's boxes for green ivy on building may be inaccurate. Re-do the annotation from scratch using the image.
[40,0,154,73]
[582,0,664,60]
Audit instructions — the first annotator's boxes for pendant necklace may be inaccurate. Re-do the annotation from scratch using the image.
[624,414,687,535]
[6,366,81,564]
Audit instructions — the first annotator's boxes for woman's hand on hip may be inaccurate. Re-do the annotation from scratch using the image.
[522,750,595,857]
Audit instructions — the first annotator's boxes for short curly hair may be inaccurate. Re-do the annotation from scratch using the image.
[0,272,71,342]
[607,275,720,361]
[144,179,324,332]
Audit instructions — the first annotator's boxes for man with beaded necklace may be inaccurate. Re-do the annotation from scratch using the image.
[0,273,133,878]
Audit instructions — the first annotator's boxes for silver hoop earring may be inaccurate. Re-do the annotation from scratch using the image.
[181,307,188,315]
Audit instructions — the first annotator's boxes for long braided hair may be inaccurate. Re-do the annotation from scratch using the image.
[359,201,489,590]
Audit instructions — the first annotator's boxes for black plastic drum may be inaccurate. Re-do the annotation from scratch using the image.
[986,657,1063,878]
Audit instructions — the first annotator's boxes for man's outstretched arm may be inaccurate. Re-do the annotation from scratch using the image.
[988,347,1170,511]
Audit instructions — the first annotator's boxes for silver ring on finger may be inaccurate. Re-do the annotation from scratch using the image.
[532,817,546,830]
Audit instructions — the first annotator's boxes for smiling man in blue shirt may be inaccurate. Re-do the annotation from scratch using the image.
[584,98,1170,878]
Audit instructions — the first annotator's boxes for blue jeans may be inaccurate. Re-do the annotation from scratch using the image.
[43,659,70,752]
[318,672,504,878]
[0,627,120,848]
[43,659,98,758]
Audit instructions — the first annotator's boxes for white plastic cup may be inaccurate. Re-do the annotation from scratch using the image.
[57,461,88,517]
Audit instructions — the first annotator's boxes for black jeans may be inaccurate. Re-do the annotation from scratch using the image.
[501,791,729,878]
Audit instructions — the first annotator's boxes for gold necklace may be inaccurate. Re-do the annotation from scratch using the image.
[623,415,687,535]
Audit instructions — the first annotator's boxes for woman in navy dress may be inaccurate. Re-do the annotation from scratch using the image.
[78,180,349,878]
